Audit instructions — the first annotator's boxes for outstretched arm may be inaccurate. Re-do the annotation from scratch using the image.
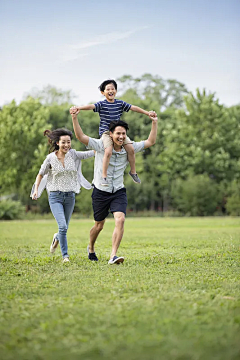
[70,109,89,146]
[130,105,157,118]
[144,114,158,149]
[70,104,95,114]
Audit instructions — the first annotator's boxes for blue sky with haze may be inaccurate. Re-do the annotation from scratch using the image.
[0,0,239,107]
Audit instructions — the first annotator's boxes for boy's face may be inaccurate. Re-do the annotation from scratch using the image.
[101,83,117,102]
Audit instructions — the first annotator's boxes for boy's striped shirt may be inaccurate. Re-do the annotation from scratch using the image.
[93,99,131,136]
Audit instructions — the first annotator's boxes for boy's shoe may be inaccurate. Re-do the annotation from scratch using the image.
[63,257,70,263]
[87,245,98,261]
[108,256,124,265]
[129,172,141,184]
[50,233,59,253]
[101,177,109,186]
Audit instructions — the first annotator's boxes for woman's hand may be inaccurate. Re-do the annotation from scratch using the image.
[32,190,38,200]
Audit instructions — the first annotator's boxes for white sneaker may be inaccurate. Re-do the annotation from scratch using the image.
[63,257,70,263]
[108,256,124,265]
[50,233,59,254]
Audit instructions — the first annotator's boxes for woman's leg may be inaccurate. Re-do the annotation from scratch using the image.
[49,192,69,259]
[63,192,75,228]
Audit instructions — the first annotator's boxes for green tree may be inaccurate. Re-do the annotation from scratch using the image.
[117,73,189,111]
[160,89,240,182]
[171,174,222,216]
[0,99,50,202]
[24,85,76,106]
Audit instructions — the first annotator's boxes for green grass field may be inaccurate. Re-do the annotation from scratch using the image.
[0,217,239,360]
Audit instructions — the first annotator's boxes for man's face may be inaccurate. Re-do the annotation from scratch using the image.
[110,126,126,147]
[101,83,117,102]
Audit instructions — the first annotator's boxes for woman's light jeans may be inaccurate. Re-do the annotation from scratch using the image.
[49,191,75,259]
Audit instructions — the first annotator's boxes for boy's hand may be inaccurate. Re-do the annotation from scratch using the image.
[70,106,80,115]
[149,113,158,122]
[148,110,157,118]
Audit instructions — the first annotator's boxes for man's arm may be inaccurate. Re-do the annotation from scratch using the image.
[70,109,90,146]
[144,114,158,149]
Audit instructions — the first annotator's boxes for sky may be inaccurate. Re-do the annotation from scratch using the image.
[0,0,239,107]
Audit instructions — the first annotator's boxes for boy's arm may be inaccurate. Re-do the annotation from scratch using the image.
[77,104,95,111]
[144,114,158,149]
[130,105,156,117]
[70,104,95,114]
[70,109,90,146]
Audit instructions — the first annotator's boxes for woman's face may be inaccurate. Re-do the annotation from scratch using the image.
[57,135,71,153]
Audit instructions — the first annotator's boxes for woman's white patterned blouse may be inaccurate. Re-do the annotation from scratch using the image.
[38,149,94,193]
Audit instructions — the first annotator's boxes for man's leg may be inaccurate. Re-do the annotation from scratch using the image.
[89,219,105,253]
[110,211,125,259]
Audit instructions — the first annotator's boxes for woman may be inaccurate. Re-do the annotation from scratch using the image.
[31,128,94,263]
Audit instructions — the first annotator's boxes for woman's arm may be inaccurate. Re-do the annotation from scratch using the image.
[32,174,43,200]
[73,149,95,160]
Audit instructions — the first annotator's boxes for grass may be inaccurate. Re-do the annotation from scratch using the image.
[0,217,239,360]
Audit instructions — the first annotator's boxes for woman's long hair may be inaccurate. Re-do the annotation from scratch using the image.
[44,128,73,153]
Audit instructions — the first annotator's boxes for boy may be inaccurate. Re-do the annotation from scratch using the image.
[70,79,156,186]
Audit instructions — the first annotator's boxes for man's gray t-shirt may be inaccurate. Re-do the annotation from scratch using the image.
[87,138,145,193]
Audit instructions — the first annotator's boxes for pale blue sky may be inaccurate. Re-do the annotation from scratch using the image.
[0,0,239,107]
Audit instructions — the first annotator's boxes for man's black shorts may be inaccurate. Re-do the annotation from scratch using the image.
[91,186,128,221]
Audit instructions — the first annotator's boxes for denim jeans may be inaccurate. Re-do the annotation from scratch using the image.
[48,191,75,258]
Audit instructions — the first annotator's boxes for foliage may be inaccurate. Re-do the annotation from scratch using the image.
[171,174,222,216]
[159,89,240,182]
[1,79,240,215]
[117,73,189,110]
[0,98,50,202]
[0,218,239,359]
[0,200,25,220]
[226,180,240,215]
[24,85,76,105]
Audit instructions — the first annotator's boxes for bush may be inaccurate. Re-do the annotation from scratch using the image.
[0,200,25,220]
[171,174,222,216]
[226,180,240,215]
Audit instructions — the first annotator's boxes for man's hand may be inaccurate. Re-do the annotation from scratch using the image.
[149,113,158,122]
[148,110,157,118]
[70,106,80,116]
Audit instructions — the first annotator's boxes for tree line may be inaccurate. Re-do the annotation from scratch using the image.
[0,74,240,218]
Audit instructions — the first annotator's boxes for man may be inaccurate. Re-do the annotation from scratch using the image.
[70,108,158,264]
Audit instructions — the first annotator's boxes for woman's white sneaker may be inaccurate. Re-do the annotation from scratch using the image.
[50,233,59,253]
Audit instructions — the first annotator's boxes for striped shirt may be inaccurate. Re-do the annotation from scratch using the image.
[93,99,131,136]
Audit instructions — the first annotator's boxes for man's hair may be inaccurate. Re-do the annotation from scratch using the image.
[109,120,129,133]
[98,79,117,92]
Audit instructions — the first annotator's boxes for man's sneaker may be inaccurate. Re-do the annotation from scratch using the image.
[63,257,70,263]
[101,177,109,186]
[87,245,98,261]
[129,171,141,184]
[108,256,124,265]
[50,233,59,253]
